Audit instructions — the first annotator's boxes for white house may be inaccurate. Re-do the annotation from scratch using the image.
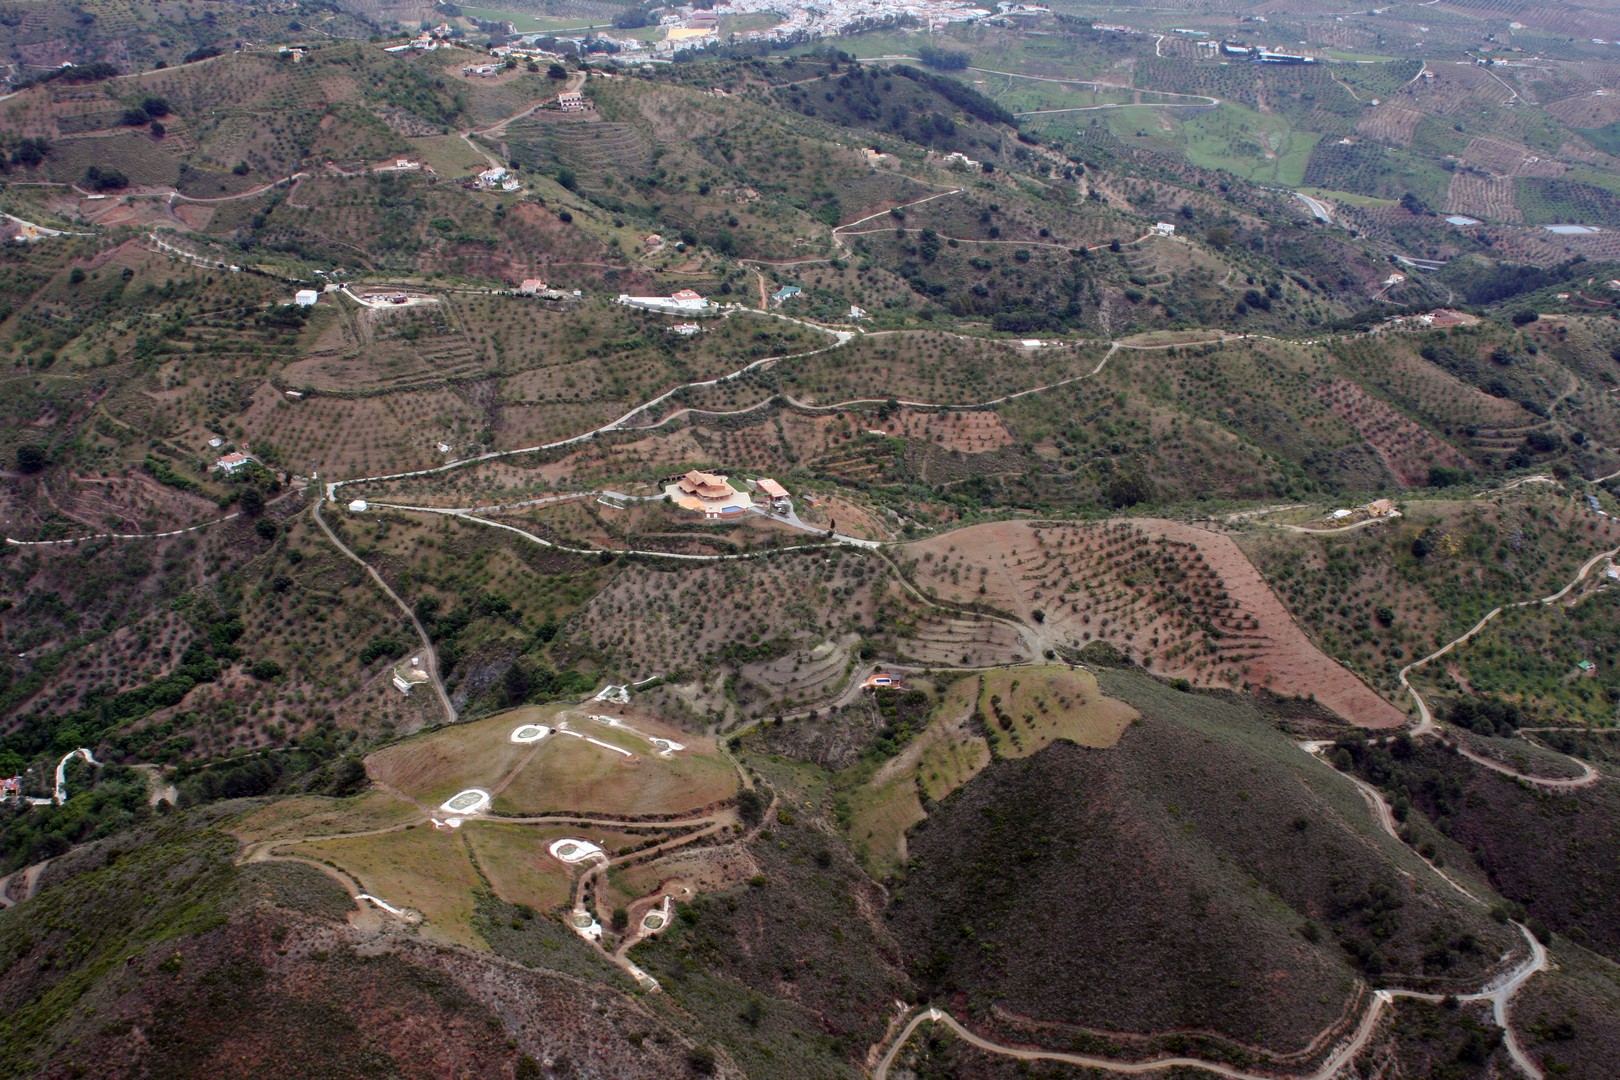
[669,322,701,335]
[294,289,319,306]
[617,289,714,314]
[1152,222,1176,237]
[215,451,255,474]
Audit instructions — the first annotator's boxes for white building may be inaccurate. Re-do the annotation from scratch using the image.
[617,289,714,314]
[294,289,319,306]
[215,451,255,474]
[1152,222,1177,236]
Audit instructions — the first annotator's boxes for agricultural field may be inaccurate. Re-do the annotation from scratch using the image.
[10,18,1620,1077]
[903,518,1410,726]
[1239,487,1620,698]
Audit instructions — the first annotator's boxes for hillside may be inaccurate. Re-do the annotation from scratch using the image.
[888,670,1511,1060]
[5,9,1620,1077]
[0,807,715,1077]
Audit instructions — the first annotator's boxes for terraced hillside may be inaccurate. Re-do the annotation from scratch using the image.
[904,519,1409,727]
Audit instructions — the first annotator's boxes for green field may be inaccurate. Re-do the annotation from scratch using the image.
[1178,102,1321,186]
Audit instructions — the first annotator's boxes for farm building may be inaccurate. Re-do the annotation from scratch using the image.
[771,285,802,304]
[668,322,701,335]
[665,469,752,517]
[393,657,430,695]
[294,289,319,306]
[849,305,869,320]
[557,92,590,112]
[519,278,547,295]
[757,477,791,510]
[1152,222,1176,236]
[215,451,255,474]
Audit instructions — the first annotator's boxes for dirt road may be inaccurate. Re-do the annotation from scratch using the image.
[312,491,455,725]
[1397,543,1616,789]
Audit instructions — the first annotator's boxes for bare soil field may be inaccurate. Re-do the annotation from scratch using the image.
[904,520,1409,728]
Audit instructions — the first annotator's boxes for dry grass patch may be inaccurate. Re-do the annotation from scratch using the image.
[230,791,421,846]
[462,821,584,912]
[367,705,564,806]
[296,825,484,947]
[493,721,738,817]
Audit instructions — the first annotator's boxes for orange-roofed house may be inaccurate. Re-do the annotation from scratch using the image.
[665,469,753,517]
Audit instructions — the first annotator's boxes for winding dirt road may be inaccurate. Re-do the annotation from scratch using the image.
[1397,544,1617,789]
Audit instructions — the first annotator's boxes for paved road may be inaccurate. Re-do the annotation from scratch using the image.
[1294,192,1334,223]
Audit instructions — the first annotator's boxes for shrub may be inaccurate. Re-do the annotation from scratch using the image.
[15,444,47,473]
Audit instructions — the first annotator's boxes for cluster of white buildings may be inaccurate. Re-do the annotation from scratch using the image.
[655,0,995,48]
[472,166,521,192]
[385,23,455,53]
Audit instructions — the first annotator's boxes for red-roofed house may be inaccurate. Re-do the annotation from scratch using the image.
[665,469,752,517]
[215,451,255,474]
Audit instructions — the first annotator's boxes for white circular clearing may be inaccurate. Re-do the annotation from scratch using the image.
[510,724,550,744]
[549,837,605,864]
[439,788,491,815]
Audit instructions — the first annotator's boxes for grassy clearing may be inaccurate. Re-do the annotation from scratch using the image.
[1298,186,1397,208]
[1179,103,1320,186]
[455,7,599,32]
[463,820,576,911]
[494,723,738,816]
[297,824,485,946]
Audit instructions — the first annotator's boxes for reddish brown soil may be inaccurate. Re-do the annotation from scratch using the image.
[906,519,1409,729]
[1314,377,1470,487]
